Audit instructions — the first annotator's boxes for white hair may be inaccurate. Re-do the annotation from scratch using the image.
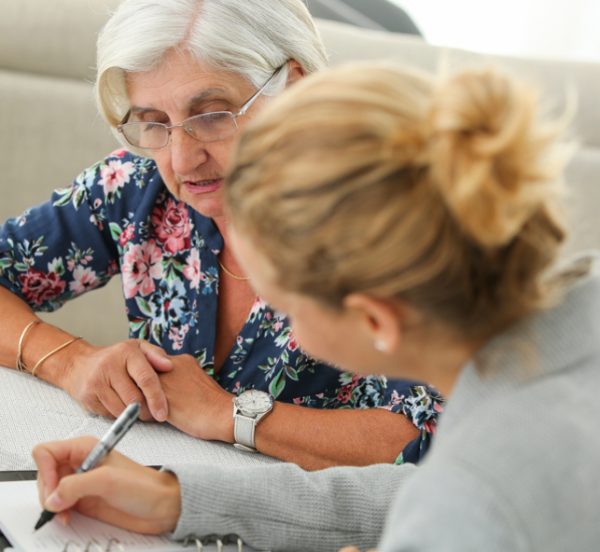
[95,0,328,129]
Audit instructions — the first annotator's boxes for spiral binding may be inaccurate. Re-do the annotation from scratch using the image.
[184,533,246,551]
[60,533,269,551]
[61,537,123,551]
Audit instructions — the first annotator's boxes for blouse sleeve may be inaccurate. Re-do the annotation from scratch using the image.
[0,151,137,311]
[287,360,444,464]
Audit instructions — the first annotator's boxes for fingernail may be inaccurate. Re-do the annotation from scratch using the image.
[58,512,69,526]
[46,491,64,511]
[156,408,167,421]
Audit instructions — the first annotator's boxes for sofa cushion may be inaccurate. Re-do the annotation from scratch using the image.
[0,0,120,82]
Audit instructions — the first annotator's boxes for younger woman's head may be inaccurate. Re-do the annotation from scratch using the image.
[225,63,569,382]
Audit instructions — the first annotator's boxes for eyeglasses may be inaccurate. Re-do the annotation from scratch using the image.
[117,64,286,150]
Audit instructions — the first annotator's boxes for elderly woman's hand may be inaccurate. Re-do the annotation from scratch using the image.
[61,339,173,422]
[140,342,235,441]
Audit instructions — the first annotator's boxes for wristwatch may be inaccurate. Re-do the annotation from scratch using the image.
[232,389,274,452]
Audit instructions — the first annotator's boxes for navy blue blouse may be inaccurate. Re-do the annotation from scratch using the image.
[0,150,443,463]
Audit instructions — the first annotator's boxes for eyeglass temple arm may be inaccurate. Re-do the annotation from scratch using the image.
[118,110,131,127]
[237,63,287,117]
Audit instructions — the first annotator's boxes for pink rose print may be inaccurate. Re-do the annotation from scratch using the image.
[336,387,353,404]
[100,160,135,195]
[122,240,164,299]
[336,376,359,404]
[18,269,66,306]
[168,324,189,351]
[288,334,299,351]
[183,248,201,290]
[119,224,135,247]
[151,199,191,254]
[69,265,98,295]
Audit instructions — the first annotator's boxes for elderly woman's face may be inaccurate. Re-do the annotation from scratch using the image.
[126,49,270,221]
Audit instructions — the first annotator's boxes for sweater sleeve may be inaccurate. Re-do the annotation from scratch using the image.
[164,461,417,552]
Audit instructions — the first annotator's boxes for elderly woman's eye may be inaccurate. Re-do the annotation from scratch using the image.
[143,122,165,131]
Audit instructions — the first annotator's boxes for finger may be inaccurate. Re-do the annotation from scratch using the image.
[109,368,147,412]
[45,465,118,513]
[34,448,58,506]
[76,495,163,535]
[126,351,168,421]
[138,341,174,373]
[96,386,127,419]
[33,437,100,504]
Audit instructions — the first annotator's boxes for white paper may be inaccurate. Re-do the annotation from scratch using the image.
[0,367,278,470]
[0,480,252,551]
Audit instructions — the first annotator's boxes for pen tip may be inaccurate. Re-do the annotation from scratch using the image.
[34,510,54,531]
[33,519,45,531]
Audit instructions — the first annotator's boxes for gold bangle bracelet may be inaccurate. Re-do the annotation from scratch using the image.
[16,320,41,372]
[30,336,82,378]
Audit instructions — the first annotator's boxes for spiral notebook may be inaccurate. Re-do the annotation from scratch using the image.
[0,480,259,551]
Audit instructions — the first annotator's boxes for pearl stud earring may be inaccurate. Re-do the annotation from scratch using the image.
[374,340,387,352]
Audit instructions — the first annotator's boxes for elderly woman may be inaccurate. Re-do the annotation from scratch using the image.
[33,64,600,552]
[0,0,439,468]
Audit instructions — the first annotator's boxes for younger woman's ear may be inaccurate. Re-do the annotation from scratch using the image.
[286,60,306,86]
[343,294,404,355]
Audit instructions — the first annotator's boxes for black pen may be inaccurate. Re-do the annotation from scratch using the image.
[34,401,141,531]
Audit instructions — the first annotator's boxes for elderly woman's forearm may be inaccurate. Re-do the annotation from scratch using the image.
[255,402,419,470]
[0,285,76,385]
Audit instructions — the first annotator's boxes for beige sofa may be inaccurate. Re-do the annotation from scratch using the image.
[1,0,599,345]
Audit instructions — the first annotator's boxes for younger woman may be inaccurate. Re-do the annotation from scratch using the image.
[33,64,599,551]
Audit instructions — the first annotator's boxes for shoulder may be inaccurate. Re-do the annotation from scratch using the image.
[80,149,160,195]
[55,149,165,215]
[379,458,528,552]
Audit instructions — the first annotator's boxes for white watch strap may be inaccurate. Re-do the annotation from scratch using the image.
[234,413,257,452]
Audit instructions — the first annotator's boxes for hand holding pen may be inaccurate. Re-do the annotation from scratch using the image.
[34,402,141,531]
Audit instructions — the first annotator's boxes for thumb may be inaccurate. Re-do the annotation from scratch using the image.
[139,342,174,373]
[45,467,113,513]
[45,488,71,513]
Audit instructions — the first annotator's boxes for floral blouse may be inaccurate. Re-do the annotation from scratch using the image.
[0,150,443,463]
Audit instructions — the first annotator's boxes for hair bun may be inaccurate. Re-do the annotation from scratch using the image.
[427,68,566,248]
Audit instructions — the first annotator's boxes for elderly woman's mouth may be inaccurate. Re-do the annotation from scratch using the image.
[183,179,223,194]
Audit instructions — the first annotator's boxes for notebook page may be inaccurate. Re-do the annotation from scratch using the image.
[0,367,279,470]
[0,481,252,551]
[0,480,186,551]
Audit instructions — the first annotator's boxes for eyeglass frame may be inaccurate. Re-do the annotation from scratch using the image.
[116,63,287,150]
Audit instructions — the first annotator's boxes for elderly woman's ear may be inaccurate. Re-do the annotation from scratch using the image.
[286,59,306,86]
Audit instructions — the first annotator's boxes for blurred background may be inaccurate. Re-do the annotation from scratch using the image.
[311,0,600,61]
[393,0,600,61]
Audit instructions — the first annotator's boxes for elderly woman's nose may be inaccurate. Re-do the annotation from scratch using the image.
[170,129,208,173]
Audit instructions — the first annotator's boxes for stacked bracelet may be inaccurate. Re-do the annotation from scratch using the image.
[16,320,81,377]
[16,320,41,372]
[30,336,82,378]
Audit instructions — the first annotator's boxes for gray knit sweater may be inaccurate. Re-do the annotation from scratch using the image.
[167,255,600,552]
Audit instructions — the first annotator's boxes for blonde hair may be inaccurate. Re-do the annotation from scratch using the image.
[94,0,327,134]
[226,63,570,340]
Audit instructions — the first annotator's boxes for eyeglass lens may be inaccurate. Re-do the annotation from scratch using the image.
[121,112,238,149]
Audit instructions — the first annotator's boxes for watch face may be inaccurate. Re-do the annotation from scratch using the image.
[236,389,273,416]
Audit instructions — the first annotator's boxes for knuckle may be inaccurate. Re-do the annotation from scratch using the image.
[134,369,158,390]
[121,389,144,405]
[80,435,99,448]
